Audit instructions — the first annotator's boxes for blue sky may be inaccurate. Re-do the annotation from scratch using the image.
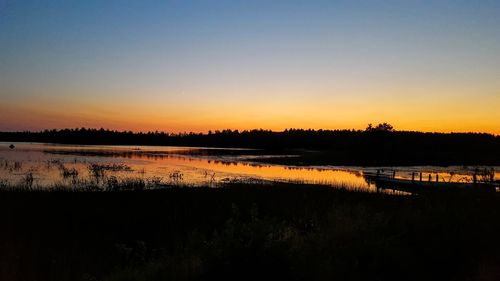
[1,0,499,133]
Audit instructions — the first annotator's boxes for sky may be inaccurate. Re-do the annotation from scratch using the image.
[0,0,499,134]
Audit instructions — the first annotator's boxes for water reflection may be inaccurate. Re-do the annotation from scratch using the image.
[0,142,498,193]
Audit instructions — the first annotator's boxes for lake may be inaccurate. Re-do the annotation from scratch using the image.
[0,142,498,192]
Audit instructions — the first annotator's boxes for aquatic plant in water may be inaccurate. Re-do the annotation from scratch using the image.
[169,171,184,183]
[0,179,8,189]
[22,172,34,189]
[57,163,79,178]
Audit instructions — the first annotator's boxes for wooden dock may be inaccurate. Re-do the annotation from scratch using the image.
[364,170,498,193]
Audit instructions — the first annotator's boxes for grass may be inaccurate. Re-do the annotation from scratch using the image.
[1,160,23,172]
[88,163,133,180]
[0,182,499,281]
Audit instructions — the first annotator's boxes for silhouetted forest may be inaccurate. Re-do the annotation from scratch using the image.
[1,126,499,165]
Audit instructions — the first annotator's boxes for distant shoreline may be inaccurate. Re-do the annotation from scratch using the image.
[1,128,499,166]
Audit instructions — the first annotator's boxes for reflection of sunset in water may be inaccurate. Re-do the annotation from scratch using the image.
[0,143,370,190]
[159,156,367,187]
[0,143,497,193]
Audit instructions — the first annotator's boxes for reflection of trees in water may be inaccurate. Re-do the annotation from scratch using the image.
[44,149,274,165]
[5,127,499,167]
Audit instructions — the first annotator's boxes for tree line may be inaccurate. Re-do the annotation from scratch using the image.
[0,126,497,148]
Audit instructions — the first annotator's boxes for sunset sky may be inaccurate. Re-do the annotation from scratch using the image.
[1,0,499,134]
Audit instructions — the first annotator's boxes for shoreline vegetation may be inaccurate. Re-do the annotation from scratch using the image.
[1,182,500,281]
[1,124,500,166]
[1,125,499,280]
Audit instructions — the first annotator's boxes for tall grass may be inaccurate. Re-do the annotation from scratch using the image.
[0,183,495,281]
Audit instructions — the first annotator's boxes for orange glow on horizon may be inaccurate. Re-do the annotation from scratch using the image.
[1,87,499,135]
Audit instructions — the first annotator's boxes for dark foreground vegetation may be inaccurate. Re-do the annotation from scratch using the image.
[1,183,500,281]
[1,125,500,165]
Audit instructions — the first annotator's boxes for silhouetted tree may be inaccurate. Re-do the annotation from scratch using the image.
[366,122,394,132]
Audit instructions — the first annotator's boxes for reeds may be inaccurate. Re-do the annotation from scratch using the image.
[168,171,184,183]
[1,180,499,281]
[87,163,132,183]
[88,163,132,176]
[22,172,34,189]
[1,160,23,172]
[58,163,79,178]
[106,176,145,191]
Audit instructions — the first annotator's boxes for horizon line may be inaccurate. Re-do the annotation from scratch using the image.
[0,127,498,137]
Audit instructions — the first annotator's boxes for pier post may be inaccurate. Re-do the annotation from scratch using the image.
[419,172,422,182]
[436,174,439,182]
[428,174,431,182]
[412,172,415,183]
[392,170,396,179]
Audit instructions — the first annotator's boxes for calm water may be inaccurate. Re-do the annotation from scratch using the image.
[0,142,498,192]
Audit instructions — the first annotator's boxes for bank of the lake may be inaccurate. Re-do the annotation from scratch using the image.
[1,183,500,281]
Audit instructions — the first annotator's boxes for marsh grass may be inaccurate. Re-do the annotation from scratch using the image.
[60,165,79,178]
[0,179,499,281]
[168,170,184,183]
[106,176,146,191]
[0,183,497,281]
[21,172,34,189]
[1,160,23,172]
[88,163,132,176]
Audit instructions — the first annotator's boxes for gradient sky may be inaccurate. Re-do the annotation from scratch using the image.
[1,0,499,134]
